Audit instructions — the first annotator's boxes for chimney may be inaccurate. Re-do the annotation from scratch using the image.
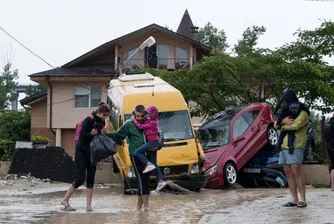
[191,26,199,42]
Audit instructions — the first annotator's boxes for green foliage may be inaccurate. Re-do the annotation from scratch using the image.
[0,139,15,161]
[0,62,19,110]
[25,84,47,97]
[0,110,31,142]
[31,134,51,142]
[234,26,266,56]
[198,22,229,51]
[309,111,322,144]
[132,21,334,119]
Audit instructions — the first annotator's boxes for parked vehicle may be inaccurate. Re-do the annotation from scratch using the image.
[106,72,208,194]
[238,145,288,188]
[199,103,278,188]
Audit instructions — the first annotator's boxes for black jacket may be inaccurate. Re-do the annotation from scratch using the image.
[277,89,310,125]
[78,111,105,148]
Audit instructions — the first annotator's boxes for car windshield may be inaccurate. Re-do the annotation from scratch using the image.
[124,110,193,142]
[197,107,244,150]
[198,125,230,150]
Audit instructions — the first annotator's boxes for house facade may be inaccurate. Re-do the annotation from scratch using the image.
[21,10,210,156]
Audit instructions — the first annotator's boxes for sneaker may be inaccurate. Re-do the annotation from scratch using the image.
[143,163,156,174]
[156,181,167,192]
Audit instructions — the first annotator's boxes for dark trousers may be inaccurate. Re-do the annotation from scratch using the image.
[131,156,150,195]
[278,131,296,148]
[72,145,97,189]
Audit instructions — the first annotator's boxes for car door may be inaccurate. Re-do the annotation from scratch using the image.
[232,109,261,168]
[241,110,261,163]
[231,114,250,169]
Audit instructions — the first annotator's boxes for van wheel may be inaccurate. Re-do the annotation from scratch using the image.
[224,163,237,185]
[123,179,137,195]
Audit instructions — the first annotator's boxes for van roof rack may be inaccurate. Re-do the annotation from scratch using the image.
[118,72,154,82]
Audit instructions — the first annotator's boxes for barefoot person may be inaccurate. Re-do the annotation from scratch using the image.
[61,102,111,211]
[132,105,167,191]
[106,105,157,211]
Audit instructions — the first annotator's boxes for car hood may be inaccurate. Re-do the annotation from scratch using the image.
[204,145,230,169]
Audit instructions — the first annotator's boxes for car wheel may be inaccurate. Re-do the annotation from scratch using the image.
[267,125,278,147]
[224,163,237,185]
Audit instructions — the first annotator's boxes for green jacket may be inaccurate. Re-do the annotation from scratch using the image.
[275,110,309,151]
[107,120,145,156]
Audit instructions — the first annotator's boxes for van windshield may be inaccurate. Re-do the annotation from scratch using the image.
[124,110,194,142]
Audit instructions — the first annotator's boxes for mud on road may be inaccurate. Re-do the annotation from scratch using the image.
[0,179,333,224]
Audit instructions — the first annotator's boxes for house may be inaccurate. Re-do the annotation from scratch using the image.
[21,10,211,156]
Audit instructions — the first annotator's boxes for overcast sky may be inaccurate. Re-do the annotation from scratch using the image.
[1,0,334,86]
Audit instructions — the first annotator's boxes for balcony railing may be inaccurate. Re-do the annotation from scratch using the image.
[121,58,191,70]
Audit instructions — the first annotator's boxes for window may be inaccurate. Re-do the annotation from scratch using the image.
[175,47,188,69]
[91,87,101,107]
[233,116,249,139]
[242,110,260,125]
[74,86,101,108]
[125,110,193,141]
[156,44,169,69]
[107,97,119,130]
[128,48,141,68]
[199,125,230,150]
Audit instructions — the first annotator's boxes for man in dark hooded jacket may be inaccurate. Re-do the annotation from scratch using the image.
[325,114,334,191]
[276,89,310,153]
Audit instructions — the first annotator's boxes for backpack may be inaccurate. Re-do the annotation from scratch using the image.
[75,114,94,143]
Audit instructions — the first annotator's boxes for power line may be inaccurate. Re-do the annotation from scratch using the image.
[0,25,109,102]
[0,26,54,68]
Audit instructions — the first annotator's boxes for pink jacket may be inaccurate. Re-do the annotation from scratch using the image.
[133,105,159,142]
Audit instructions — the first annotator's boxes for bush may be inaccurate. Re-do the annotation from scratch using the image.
[31,134,51,142]
[0,139,15,161]
[0,110,31,141]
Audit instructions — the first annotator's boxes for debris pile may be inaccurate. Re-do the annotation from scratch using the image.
[8,147,76,183]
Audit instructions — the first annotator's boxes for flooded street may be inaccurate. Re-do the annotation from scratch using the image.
[1,181,333,224]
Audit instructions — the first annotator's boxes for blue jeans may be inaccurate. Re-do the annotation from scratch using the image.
[135,140,164,181]
[148,150,164,181]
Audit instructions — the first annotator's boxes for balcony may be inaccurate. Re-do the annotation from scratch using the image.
[122,58,192,70]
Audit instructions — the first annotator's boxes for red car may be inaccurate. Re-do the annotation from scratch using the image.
[199,103,278,188]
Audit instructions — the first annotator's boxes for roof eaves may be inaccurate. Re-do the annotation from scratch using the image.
[20,91,47,106]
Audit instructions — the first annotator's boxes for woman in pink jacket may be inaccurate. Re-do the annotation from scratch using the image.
[132,105,166,191]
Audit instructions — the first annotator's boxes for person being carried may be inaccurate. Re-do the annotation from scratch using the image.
[132,105,167,192]
[276,89,310,154]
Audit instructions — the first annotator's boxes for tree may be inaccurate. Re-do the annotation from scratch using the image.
[198,22,229,51]
[277,20,334,113]
[0,110,31,141]
[234,26,266,56]
[25,84,47,97]
[0,62,19,110]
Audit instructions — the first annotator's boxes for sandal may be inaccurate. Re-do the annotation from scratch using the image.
[297,202,307,208]
[61,202,76,211]
[283,202,297,207]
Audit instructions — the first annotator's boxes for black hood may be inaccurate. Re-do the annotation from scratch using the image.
[283,89,299,103]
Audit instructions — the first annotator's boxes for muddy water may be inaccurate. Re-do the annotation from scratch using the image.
[0,186,289,224]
